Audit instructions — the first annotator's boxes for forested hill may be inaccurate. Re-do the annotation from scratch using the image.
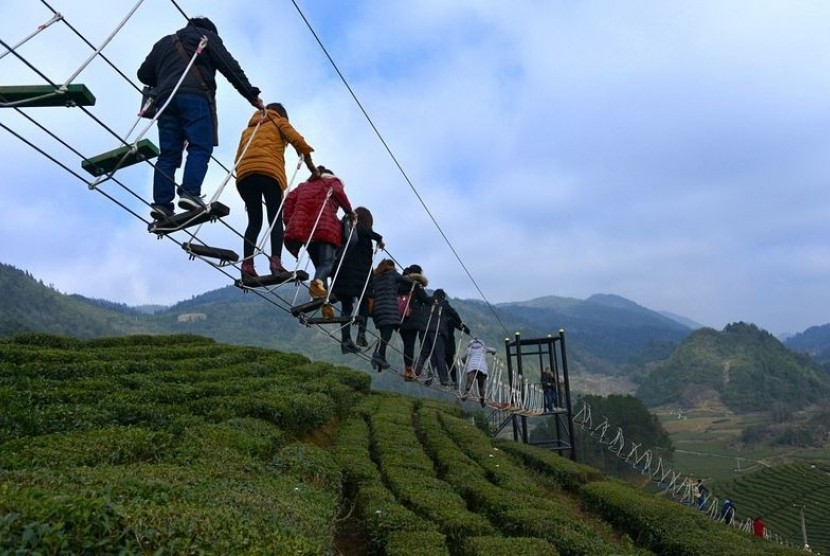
[637,322,830,412]
[785,323,830,367]
[497,293,692,366]
[0,263,163,338]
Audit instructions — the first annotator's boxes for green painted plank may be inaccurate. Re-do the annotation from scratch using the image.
[0,84,96,107]
[81,139,159,177]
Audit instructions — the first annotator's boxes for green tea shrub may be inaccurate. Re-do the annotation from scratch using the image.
[580,481,799,556]
[495,439,604,492]
[459,535,557,556]
[386,531,448,555]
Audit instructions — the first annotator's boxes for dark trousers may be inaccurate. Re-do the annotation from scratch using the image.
[374,326,394,359]
[544,388,558,411]
[464,370,487,397]
[236,174,284,260]
[400,328,422,369]
[417,331,448,384]
[308,242,338,284]
[339,295,368,342]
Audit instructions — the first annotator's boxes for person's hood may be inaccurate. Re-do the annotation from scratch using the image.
[407,273,428,287]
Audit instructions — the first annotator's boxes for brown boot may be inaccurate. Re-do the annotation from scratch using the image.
[269,255,287,275]
[241,259,257,278]
[404,366,415,381]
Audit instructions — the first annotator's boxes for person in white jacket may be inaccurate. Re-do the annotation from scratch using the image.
[460,338,497,407]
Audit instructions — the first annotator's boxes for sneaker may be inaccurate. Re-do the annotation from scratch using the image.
[177,193,208,212]
[150,204,174,220]
[309,279,327,299]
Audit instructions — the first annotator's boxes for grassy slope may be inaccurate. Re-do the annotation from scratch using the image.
[0,334,802,554]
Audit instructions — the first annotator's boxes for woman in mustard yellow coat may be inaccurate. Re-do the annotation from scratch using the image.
[235,103,317,277]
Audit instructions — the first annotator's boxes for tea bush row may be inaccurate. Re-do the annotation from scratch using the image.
[494,437,605,492]
[580,480,801,556]
[332,410,440,554]
[417,409,620,555]
[370,398,494,541]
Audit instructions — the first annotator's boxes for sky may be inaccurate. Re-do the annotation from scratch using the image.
[2,1,830,337]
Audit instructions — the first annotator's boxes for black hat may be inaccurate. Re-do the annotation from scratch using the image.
[406,264,423,275]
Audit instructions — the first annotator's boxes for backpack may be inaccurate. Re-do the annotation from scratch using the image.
[397,292,412,318]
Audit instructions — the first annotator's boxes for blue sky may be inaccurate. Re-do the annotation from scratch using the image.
[2,1,830,336]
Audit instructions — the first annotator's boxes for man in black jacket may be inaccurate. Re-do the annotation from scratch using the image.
[138,17,263,220]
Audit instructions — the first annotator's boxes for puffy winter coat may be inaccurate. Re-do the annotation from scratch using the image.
[425,299,463,338]
[462,340,497,375]
[137,23,260,129]
[332,219,383,298]
[398,274,432,332]
[283,172,353,256]
[370,267,407,328]
[235,109,313,189]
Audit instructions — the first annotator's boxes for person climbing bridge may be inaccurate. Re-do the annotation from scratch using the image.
[283,166,355,304]
[397,264,432,381]
[367,259,409,371]
[720,499,735,525]
[416,288,468,387]
[235,102,317,279]
[542,366,557,411]
[331,206,383,353]
[138,16,263,221]
[460,338,497,407]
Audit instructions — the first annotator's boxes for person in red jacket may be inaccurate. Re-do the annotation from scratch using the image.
[752,516,766,538]
[283,166,355,299]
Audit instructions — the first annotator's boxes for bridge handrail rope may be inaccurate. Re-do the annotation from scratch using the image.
[1,1,143,109]
[0,12,62,62]
[89,35,209,191]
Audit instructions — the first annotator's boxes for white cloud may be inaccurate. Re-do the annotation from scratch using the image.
[3,1,830,335]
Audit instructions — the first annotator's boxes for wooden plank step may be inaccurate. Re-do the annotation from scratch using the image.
[81,139,159,177]
[0,84,96,107]
[235,270,309,289]
[148,202,230,235]
[183,243,239,263]
[301,316,358,326]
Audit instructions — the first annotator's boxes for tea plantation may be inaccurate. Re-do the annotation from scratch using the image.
[0,334,803,554]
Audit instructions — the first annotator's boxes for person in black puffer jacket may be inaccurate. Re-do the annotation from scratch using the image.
[416,289,468,387]
[397,264,433,381]
[368,259,408,372]
[332,207,384,353]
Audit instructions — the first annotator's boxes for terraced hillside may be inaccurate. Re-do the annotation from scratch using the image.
[0,334,802,554]
[714,463,830,554]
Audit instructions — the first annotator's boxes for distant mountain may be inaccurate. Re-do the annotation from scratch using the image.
[785,323,830,366]
[658,311,704,330]
[637,322,830,412]
[497,293,692,367]
[0,262,698,387]
[0,263,163,338]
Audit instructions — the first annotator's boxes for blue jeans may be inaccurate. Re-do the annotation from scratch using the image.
[153,93,214,210]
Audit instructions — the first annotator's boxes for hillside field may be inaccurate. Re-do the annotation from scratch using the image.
[0,334,803,554]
